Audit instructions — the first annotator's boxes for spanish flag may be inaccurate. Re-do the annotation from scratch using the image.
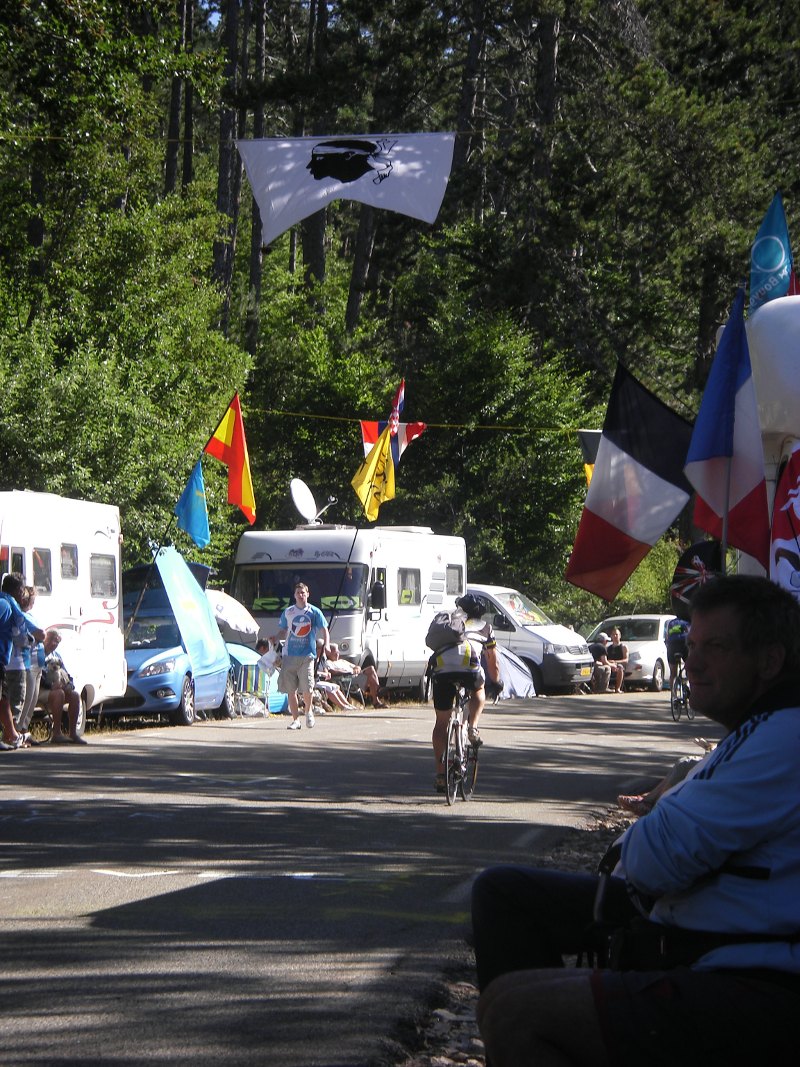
[352,424,395,522]
[204,393,256,524]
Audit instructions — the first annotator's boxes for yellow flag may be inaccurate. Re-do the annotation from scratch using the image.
[351,424,395,521]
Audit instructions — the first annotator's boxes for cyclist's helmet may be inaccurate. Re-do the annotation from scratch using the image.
[456,593,485,618]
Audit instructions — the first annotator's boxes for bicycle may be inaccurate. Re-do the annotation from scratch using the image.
[670,657,693,721]
[443,681,479,805]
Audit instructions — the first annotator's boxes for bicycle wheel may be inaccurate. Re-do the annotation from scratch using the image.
[686,682,695,720]
[460,731,479,800]
[670,676,683,721]
[445,717,460,806]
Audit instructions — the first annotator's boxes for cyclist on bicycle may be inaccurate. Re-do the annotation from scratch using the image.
[666,616,689,688]
[429,593,502,793]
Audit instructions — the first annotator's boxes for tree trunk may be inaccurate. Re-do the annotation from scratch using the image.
[164,0,186,195]
[182,0,194,189]
[345,205,376,333]
[245,0,267,355]
[212,0,241,335]
[452,0,486,172]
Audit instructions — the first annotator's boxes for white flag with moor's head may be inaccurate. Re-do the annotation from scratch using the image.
[237,132,455,246]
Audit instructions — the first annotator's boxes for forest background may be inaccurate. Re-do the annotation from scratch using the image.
[1,0,797,630]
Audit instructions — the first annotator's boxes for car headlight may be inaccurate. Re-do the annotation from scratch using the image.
[544,643,567,655]
[140,658,177,677]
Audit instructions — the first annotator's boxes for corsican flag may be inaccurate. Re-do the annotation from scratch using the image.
[237,133,455,247]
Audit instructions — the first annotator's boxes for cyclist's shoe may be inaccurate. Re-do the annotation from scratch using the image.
[434,772,446,794]
[467,726,483,748]
[287,719,302,730]
[305,708,315,729]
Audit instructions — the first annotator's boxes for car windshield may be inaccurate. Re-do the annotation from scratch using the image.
[125,615,182,652]
[231,563,369,616]
[598,619,660,642]
[492,590,553,626]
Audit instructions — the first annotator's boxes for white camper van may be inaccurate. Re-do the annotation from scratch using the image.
[231,525,467,695]
[0,490,127,733]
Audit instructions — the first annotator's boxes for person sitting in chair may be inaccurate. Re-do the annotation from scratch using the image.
[588,632,612,693]
[606,626,628,692]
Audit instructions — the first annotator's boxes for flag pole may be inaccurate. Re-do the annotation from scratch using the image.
[720,455,732,575]
[123,514,177,641]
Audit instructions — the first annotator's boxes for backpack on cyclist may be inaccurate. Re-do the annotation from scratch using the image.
[425,610,466,653]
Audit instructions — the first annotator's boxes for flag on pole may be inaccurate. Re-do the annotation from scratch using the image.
[769,439,800,597]
[351,424,395,522]
[237,133,455,247]
[577,429,602,485]
[203,393,256,525]
[174,461,211,548]
[685,288,770,568]
[360,420,426,463]
[749,191,793,314]
[565,364,693,601]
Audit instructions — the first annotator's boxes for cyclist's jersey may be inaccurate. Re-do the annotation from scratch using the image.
[666,618,689,662]
[431,619,495,677]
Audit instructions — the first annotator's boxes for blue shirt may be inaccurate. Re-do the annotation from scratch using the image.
[279,603,327,658]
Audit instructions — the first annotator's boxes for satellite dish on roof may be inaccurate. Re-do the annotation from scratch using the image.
[290,478,318,523]
[290,478,338,524]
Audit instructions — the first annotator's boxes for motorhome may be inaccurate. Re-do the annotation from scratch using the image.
[0,490,127,732]
[231,525,467,694]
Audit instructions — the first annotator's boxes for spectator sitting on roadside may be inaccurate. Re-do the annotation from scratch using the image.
[255,636,282,676]
[473,574,800,1067]
[39,630,86,745]
[588,632,612,693]
[606,626,628,692]
[618,738,719,815]
[326,643,387,708]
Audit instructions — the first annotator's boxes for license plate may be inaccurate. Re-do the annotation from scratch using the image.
[580,666,591,677]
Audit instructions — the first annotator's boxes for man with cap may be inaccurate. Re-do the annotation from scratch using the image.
[588,631,612,693]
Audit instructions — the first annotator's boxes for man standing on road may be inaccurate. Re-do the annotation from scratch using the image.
[276,582,330,731]
[473,574,800,1065]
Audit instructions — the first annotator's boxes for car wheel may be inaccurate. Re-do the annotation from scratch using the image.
[523,660,544,695]
[73,693,88,738]
[171,675,196,726]
[650,659,665,692]
[217,670,236,719]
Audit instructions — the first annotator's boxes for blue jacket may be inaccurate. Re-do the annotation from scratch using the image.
[620,682,800,974]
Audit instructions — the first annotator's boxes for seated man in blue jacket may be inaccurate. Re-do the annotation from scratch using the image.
[473,574,800,1066]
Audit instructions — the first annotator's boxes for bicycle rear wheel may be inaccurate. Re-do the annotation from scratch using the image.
[686,683,695,720]
[460,737,478,800]
[445,717,460,806]
[670,674,685,721]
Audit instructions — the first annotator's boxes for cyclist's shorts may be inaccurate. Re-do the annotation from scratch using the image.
[432,670,484,711]
[666,636,687,664]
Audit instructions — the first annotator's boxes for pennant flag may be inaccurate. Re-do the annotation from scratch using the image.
[577,429,601,485]
[352,424,395,522]
[669,540,722,619]
[769,439,800,597]
[361,420,427,464]
[174,461,211,549]
[203,393,256,525]
[565,364,693,601]
[685,288,770,568]
[749,191,793,314]
[237,133,455,246]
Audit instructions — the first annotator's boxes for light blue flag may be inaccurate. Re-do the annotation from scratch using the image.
[155,546,228,674]
[174,461,210,549]
[749,191,793,313]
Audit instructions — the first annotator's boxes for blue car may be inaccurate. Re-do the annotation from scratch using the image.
[102,553,234,726]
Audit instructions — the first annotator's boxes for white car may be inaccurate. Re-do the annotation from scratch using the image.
[586,614,674,692]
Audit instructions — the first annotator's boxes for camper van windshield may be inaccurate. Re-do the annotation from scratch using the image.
[495,590,553,627]
[232,564,369,616]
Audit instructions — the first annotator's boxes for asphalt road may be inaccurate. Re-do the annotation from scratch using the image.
[0,691,719,1066]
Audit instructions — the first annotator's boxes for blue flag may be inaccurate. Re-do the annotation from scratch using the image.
[749,191,793,313]
[174,461,210,549]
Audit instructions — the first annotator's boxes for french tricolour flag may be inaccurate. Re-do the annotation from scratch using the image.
[361,420,426,465]
[685,287,770,569]
[565,364,693,602]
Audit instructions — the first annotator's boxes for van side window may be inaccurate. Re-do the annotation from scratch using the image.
[61,544,79,579]
[10,547,24,576]
[33,549,52,594]
[397,568,421,606]
[91,554,118,598]
[446,565,463,596]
